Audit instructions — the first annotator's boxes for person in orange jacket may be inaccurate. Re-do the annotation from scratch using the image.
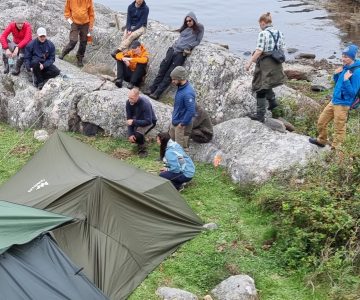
[115,40,148,89]
[59,0,95,67]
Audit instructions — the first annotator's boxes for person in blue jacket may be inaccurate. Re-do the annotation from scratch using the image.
[168,66,196,152]
[24,27,60,90]
[309,44,360,150]
[157,132,195,191]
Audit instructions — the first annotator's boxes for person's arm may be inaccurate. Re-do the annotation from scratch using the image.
[133,100,152,127]
[126,5,132,31]
[164,150,181,173]
[132,6,149,31]
[88,0,95,30]
[129,48,148,64]
[188,23,204,50]
[0,24,12,50]
[342,70,360,102]
[43,42,55,68]
[333,66,343,83]
[181,95,196,126]
[17,23,32,49]
[64,0,72,20]
[245,31,265,71]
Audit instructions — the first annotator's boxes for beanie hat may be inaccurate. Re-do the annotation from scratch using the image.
[130,40,141,49]
[342,44,358,60]
[170,66,187,80]
[14,14,25,23]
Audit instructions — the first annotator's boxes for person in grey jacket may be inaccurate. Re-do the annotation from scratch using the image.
[190,105,213,143]
[145,12,204,100]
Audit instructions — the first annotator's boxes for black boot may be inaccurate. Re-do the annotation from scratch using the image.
[11,57,24,75]
[268,97,278,111]
[115,79,123,88]
[2,54,9,74]
[138,144,148,158]
[76,56,84,68]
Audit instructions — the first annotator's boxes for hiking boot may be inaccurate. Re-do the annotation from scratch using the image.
[11,57,24,76]
[37,81,45,90]
[111,49,121,59]
[115,79,123,88]
[2,54,9,74]
[178,184,185,192]
[149,92,160,100]
[76,58,84,68]
[268,99,278,111]
[309,137,325,148]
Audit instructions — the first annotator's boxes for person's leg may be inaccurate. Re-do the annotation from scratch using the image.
[169,124,176,140]
[130,63,147,86]
[332,105,350,149]
[153,52,186,97]
[134,131,147,157]
[317,102,334,145]
[115,61,126,87]
[266,88,278,111]
[159,171,189,190]
[59,23,79,59]
[76,24,89,67]
[2,53,9,74]
[255,89,267,122]
[174,125,186,149]
[42,64,61,80]
[31,62,43,86]
[117,27,146,51]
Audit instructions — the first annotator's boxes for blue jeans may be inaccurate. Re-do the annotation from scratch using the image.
[159,171,192,190]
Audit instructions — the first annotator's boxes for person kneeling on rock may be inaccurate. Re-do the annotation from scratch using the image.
[115,40,148,89]
[190,104,213,143]
[24,28,60,90]
[126,87,157,157]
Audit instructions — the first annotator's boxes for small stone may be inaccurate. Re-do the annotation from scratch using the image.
[295,53,316,59]
[287,48,298,54]
[211,275,257,300]
[203,223,218,230]
[277,117,295,132]
[156,287,198,300]
[34,130,49,142]
[243,51,252,56]
[108,22,116,27]
[328,55,336,59]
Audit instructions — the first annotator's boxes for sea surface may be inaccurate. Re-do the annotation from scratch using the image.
[95,0,354,60]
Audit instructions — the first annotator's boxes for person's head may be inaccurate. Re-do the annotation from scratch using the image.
[14,14,25,30]
[342,44,358,66]
[157,132,171,159]
[258,12,272,30]
[170,66,187,86]
[179,12,200,33]
[135,0,144,7]
[128,88,140,105]
[36,27,47,43]
[130,40,141,55]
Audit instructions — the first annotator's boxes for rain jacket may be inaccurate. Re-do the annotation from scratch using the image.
[172,81,196,126]
[332,59,360,107]
[24,38,56,69]
[0,22,32,49]
[64,0,95,28]
[126,0,149,31]
[164,139,195,178]
[115,44,149,72]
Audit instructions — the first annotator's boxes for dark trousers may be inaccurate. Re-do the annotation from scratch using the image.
[159,171,192,190]
[31,63,60,85]
[255,88,276,120]
[117,61,147,86]
[150,47,186,96]
[62,23,89,59]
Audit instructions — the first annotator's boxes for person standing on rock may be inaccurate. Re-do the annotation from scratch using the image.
[309,44,360,150]
[114,40,148,89]
[144,12,204,100]
[126,87,157,157]
[59,0,95,67]
[169,66,196,152]
[0,15,32,75]
[24,28,60,90]
[245,12,286,123]
[157,132,195,191]
[111,0,149,58]
[190,104,213,143]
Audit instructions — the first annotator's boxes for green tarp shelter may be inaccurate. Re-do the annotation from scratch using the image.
[0,201,108,300]
[0,131,203,299]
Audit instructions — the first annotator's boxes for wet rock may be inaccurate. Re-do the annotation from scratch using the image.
[243,51,252,56]
[156,287,198,300]
[203,223,219,230]
[287,48,298,54]
[295,53,316,59]
[210,275,258,300]
[283,63,314,81]
[34,130,49,142]
[284,70,309,81]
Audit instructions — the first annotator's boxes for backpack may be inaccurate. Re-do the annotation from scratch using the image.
[267,30,286,64]
[349,66,360,110]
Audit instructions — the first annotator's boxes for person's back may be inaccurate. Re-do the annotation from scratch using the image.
[191,105,213,143]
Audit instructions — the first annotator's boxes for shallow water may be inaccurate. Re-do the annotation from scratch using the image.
[95,0,354,60]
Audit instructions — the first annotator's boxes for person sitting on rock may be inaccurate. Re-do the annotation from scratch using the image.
[59,0,95,67]
[126,87,157,157]
[0,14,32,75]
[157,132,195,191]
[24,27,60,90]
[115,40,148,89]
[144,12,204,100]
[191,104,213,143]
[111,0,149,58]
[309,44,360,150]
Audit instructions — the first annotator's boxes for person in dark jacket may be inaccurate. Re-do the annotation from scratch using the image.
[0,14,32,75]
[245,12,286,123]
[126,87,157,157]
[144,12,204,100]
[191,105,213,143]
[111,0,149,57]
[168,66,196,152]
[24,27,60,90]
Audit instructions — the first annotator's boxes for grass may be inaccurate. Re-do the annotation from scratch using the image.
[0,123,331,299]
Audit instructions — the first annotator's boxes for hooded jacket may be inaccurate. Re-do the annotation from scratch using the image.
[126,1,149,31]
[172,12,204,53]
[332,59,360,107]
[0,22,32,49]
[24,38,56,69]
[116,44,149,72]
[64,0,95,28]
[172,81,196,126]
[163,139,195,178]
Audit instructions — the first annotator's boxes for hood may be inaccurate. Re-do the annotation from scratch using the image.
[185,11,198,24]
[133,0,146,8]
[166,139,177,150]
[346,59,360,70]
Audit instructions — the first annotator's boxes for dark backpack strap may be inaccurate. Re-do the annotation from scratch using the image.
[267,30,280,51]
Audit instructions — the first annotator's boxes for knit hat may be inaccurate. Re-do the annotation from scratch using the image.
[37,27,47,36]
[130,40,141,49]
[342,44,358,60]
[170,66,187,80]
[14,14,25,23]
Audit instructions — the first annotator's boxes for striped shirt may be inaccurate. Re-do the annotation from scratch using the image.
[256,26,285,52]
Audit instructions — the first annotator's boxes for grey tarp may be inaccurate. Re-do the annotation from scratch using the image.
[0,234,108,300]
[0,131,203,299]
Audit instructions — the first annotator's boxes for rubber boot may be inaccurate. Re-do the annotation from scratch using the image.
[76,56,84,68]
[249,97,266,122]
[11,57,24,75]
[2,54,9,74]
[268,96,278,111]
